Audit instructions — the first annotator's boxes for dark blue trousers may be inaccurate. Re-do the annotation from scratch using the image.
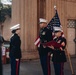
[39,54,51,75]
[10,55,20,75]
[53,62,64,75]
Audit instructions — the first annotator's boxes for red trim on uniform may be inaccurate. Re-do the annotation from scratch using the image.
[16,61,19,75]
[60,63,64,75]
[47,55,51,75]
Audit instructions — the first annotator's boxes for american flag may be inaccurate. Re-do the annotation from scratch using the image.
[47,10,61,30]
[34,10,64,47]
[49,10,64,37]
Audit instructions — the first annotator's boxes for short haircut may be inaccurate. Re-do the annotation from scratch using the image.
[12,30,16,33]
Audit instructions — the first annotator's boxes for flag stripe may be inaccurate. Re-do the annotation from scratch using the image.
[34,38,40,46]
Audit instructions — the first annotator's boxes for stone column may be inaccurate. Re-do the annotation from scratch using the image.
[12,0,38,60]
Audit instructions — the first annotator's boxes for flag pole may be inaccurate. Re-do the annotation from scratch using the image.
[66,46,75,75]
[54,5,56,11]
[53,5,75,75]
[53,5,57,28]
[54,5,57,16]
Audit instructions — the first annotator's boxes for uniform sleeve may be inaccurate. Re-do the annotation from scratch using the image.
[46,29,53,52]
[0,36,4,44]
[61,38,67,49]
[46,29,53,42]
[14,36,21,49]
[13,36,21,59]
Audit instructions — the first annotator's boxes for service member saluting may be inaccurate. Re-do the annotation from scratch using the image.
[49,27,67,75]
[38,18,53,75]
[9,24,22,75]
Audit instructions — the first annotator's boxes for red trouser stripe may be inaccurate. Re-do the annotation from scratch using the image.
[16,61,19,75]
[47,55,51,75]
[60,63,64,75]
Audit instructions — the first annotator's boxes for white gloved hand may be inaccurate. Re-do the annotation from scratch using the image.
[16,59,19,61]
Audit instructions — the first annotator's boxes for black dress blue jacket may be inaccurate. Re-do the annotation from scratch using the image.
[38,27,53,56]
[52,36,67,62]
[10,33,22,59]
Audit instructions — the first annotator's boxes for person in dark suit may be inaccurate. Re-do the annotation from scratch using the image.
[9,24,22,75]
[0,35,4,75]
[38,18,53,75]
[49,27,67,75]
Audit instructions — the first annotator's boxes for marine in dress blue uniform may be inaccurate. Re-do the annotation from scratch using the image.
[38,18,53,75]
[9,24,22,75]
[50,27,67,75]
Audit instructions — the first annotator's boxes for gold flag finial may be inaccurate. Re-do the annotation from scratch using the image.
[54,5,56,10]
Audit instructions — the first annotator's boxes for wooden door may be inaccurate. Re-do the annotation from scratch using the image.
[67,20,76,56]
